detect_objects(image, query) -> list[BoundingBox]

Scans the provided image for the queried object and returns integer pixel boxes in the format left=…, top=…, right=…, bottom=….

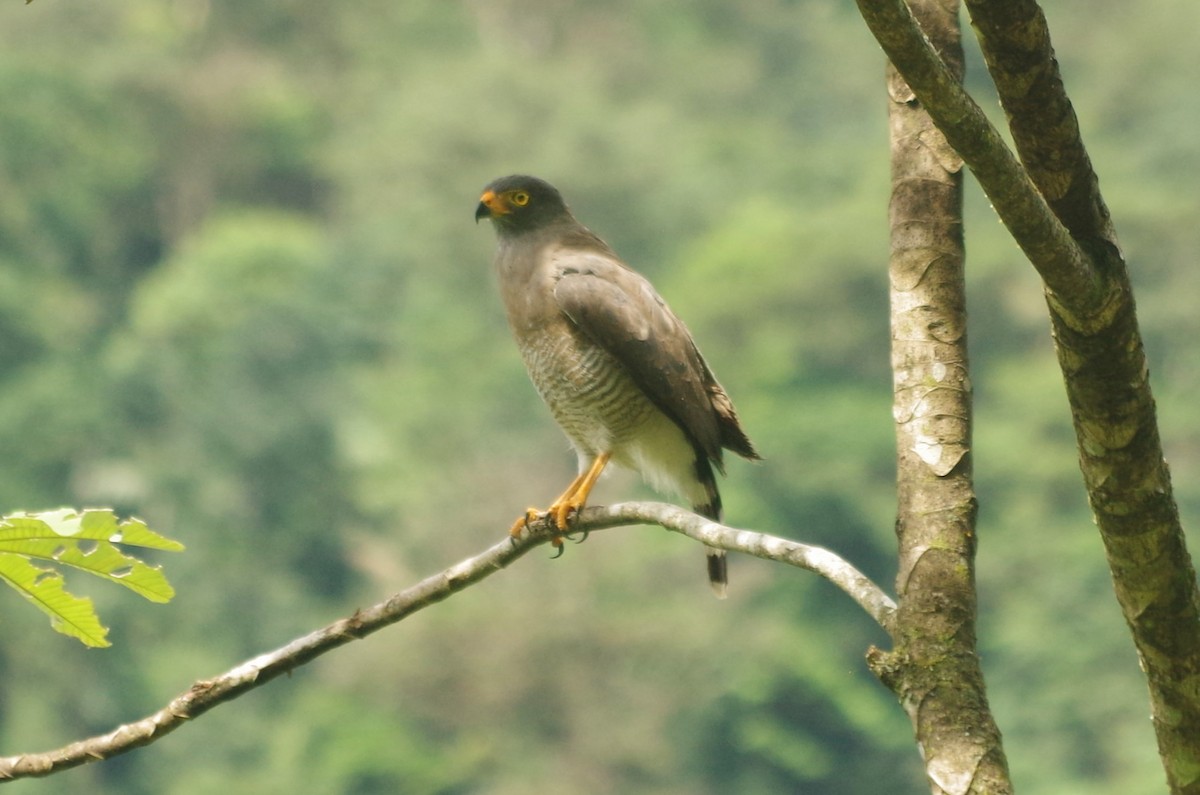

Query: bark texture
left=965, top=3, right=1200, bottom=791
left=856, top=0, right=1200, bottom=791
left=867, top=2, right=1013, bottom=793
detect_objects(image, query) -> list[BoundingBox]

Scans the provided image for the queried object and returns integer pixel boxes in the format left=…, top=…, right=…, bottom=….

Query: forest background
left=1, top=2, right=1197, bottom=793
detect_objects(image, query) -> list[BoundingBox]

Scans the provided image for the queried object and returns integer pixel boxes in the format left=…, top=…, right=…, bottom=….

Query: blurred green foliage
left=0, top=1, right=1196, bottom=793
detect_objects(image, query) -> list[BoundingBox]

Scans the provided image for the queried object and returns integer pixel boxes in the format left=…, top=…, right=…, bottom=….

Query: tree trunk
left=855, top=0, right=1200, bottom=789
left=867, top=1, right=1014, bottom=793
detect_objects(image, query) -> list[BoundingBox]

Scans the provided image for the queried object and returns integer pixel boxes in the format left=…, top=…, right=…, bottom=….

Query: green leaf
left=6, top=507, right=185, bottom=551
left=0, top=508, right=184, bottom=645
left=0, top=554, right=109, bottom=647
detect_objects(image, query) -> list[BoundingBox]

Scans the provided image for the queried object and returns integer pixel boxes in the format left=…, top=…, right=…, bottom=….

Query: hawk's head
left=475, top=175, right=570, bottom=234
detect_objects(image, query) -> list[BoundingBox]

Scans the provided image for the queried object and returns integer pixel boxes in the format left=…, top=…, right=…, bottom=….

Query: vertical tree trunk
left=866, top=1, right=1014, bottom=792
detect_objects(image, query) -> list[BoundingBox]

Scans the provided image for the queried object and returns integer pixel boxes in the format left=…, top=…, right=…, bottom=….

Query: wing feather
left=551, top=248, right=725, bottom=462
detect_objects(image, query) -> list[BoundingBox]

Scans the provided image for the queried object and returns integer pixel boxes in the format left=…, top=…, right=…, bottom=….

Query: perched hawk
left=476, top=175, right=759, bottom=596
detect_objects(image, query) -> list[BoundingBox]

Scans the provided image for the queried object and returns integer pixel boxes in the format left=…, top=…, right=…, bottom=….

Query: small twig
left=0, top=502, right=894, bottom=782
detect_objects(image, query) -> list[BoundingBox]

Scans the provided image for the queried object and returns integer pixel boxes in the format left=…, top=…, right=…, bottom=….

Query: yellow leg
left=508, top=470, right=586, bottom=539
left=508, top=452, right=612, bottom=539
left=548, top=451, right=611, bottom=531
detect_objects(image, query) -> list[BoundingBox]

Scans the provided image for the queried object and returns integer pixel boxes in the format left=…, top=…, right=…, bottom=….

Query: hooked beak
left=475, top=189, right=507, bottom=223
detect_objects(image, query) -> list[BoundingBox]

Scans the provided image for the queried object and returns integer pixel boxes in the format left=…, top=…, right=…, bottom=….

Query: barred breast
left=518, top=322, right=659, bottom=457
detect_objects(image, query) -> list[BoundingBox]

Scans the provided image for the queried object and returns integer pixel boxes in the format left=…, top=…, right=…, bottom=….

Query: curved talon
left=549, top=537, right=565, bottom=559
left=566, top=529, right=590, bottom=545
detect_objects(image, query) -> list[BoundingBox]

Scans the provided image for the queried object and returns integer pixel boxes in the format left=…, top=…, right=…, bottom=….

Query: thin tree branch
left=579, top=502, right=897, bottom=630
left=0, top=502, right=893, bottom=783
left=0, top=528, right=541, bottom=782
left=853, top=0, right=1102, bottom=313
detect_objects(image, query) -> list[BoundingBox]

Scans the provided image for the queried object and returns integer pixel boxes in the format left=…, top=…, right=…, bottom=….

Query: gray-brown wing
left=551, top=252, right=724, bottom=462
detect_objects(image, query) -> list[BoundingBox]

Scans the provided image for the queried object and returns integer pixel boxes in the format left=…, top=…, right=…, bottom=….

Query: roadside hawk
left=476, top=175, right=759, bottom=597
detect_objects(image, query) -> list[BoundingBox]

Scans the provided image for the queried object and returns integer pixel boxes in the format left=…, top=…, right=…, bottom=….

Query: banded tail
left=693, top=456, right=728, bottom=599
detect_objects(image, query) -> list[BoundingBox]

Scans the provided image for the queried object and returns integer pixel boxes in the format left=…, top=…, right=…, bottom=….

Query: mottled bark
left=964, top=4, right=1200, bottom=790
left=856, top=0, right=1200, bottom=792
left=1048, top=285, right=1200, bottom=794
left=963, top=0, right=1116, bottom=249
left=865, top=2, right=1013, bottom=793
left=855, top=0, right=1098, bottom=305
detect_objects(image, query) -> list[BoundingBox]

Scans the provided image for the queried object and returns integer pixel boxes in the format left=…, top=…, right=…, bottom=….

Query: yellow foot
left=548, top=496, right=583, bottom=533
left=508, top=508, right=541, bottom=539
left=507, top=509, right=568, bottom=559
left=507, top=491, right=585, bottom=540
left=509, top=450, right=611, bottom=554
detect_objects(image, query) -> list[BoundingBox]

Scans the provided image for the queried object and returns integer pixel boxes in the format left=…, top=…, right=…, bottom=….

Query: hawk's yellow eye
left=511, top=191, right=530, bottom=207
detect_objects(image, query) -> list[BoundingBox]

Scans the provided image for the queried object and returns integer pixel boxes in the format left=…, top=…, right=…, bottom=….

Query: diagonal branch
left=962, top=6, right=1200, bottom=788
left=963, top=0, right=1118, bottom=250
left=853, top=0, right=1102, bottom=314
left=0, top=528, right=541, bottom=782
left=0, top=502, right=894, bottom=783
left=853, top=2, right=1200, bottom=791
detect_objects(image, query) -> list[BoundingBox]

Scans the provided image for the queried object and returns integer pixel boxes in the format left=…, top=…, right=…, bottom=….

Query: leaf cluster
left=0, top=509, right=181, bottom=647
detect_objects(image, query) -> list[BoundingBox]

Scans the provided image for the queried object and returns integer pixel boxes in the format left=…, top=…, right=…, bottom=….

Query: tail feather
left=706, top=549, right=728, bottom=599
left=693, top=455, right=728, bottom=598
